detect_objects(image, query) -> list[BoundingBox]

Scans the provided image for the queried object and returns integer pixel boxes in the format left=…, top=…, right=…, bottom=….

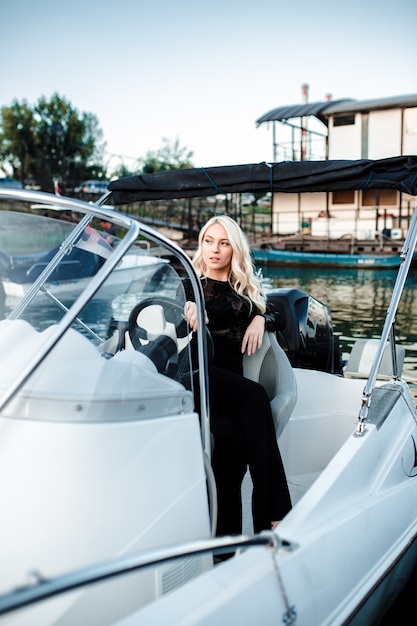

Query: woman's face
left=201, top=222, right=233, bottom=278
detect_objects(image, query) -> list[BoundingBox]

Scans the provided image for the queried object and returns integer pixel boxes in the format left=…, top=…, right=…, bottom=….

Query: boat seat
left=243, top=331, right=297, bottom=439
left=344, top=338, right=405, bottom=380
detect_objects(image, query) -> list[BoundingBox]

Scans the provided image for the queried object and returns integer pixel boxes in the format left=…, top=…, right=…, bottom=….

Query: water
left=260, top=265, right=417, bottom=381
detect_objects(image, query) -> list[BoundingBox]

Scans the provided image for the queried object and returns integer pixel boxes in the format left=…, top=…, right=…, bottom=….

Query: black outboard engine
left=267, top=288, right=342, bottom=374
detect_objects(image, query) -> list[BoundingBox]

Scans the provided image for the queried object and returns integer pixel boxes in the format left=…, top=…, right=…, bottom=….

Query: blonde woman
left=184, top=216, right=291, bottom=535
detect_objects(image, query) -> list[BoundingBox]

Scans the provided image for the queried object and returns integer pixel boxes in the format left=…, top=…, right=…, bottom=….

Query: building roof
left=256, top=94, right=417, bottom=126
left=324, top=94, right=417, bottom=114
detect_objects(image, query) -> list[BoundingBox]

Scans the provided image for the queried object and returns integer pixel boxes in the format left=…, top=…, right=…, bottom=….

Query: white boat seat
left=243, top=331, right=297, bottom=438
left=344, top=338, right=405, bottom=380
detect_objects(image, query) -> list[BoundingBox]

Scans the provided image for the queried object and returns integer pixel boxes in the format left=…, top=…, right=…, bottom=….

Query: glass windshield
left=0, top=192, right=202, bottom=422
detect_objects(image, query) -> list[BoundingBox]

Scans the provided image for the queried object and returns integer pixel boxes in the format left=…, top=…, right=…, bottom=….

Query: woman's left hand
left=241, top=315, right=265, bottom=356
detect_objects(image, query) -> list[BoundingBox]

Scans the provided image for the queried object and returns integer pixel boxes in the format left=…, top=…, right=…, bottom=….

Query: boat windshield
left=0, top=191, right=208, bottom=444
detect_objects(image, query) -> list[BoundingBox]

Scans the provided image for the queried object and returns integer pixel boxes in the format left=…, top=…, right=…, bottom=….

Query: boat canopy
left=108, top=156, right=417, bottom=205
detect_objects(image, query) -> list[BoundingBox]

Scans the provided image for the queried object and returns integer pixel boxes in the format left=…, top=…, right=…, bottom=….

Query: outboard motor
left=267, top=288, right=342, bottom=374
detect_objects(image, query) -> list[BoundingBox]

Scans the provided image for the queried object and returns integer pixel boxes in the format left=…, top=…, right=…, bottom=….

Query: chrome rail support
left=357, top=206, right=417, bottom=434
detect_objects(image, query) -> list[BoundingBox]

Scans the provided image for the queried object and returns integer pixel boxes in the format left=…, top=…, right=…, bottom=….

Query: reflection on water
left=260, top=265, right=417, bottom=379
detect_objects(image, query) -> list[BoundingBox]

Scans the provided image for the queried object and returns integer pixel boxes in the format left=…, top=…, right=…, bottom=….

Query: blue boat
left=251, top=246, right=407, bottom=269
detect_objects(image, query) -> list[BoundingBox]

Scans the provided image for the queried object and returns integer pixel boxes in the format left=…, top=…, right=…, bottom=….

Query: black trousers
left=208, top=366, right=292, bottom=535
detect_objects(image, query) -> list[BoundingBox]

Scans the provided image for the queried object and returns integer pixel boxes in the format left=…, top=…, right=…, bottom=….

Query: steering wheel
left=128, top=296, right=188, bottom=346
left=128, top=296, right=192, bottom=376
left=128, top=296, right=213, bottom=379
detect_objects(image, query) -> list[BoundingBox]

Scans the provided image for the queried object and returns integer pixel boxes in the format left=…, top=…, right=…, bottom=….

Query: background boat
left=252, top=233, right=413, bottom=268
left=253, top=247, right=405, bottom=268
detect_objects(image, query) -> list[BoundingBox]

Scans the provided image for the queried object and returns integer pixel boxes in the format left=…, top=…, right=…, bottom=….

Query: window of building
left=333, top=115, right=355, bottom=127
left=332, top=190, right=355, bottom=204
left=362, top=189, right=397, bottom=206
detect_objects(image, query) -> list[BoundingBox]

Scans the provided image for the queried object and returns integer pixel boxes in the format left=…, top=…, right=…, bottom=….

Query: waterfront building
left=256, top=88, right=417, bottom=239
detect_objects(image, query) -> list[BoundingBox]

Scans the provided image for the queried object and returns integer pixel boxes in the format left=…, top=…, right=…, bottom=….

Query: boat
left=252, top=234, right=411, bottom=269
left=0, top=209, right=165, bottom=302
left=0, top=155, right=417, bottom=625
left=252, top=246, right=405, bottom=269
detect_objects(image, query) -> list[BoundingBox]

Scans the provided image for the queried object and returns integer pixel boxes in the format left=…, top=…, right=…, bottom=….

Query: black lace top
left=184, top=276, right=282, bottom=374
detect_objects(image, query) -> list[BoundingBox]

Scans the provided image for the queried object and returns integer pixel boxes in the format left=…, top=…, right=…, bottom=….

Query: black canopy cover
left=108, top=156, right=417, bottom=205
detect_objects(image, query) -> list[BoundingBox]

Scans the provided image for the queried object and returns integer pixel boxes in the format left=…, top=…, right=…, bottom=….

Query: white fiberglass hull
left=0, top=315, right=212, bottom=624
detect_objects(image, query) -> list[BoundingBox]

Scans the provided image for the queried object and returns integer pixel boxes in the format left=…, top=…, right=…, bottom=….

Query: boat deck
left=242, top=470, right=317, bottom=534
left=241, top=379, right=417, bottom=536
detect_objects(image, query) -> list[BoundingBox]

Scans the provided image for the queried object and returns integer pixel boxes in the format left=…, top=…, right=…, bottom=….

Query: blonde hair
left=192, top=215, right=266, bottom=313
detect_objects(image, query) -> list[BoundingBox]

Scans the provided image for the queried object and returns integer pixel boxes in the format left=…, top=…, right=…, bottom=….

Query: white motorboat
left=0, top=209, right=164, bottom=302
left=0, top=155, right=417, bottom=625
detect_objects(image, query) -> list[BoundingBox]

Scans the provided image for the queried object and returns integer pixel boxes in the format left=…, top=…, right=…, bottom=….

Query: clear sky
left=2, top=0, right=416, bottom=172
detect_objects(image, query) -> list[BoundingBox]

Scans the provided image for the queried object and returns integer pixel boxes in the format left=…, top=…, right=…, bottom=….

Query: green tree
left=0, top=101, right=37, bottom=186
left=0, top=93, right=105, bottom=192
left=142, top=137, right=193, bottom=173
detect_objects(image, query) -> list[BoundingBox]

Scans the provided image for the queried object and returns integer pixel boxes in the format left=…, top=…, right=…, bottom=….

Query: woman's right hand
left=184, top=301, right=208, bottom=332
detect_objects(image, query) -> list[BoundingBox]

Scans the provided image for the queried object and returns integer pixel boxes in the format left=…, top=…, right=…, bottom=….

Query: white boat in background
left=0, top=155, right=417, bottom=626
left=0, top=209, right=165, bottom=302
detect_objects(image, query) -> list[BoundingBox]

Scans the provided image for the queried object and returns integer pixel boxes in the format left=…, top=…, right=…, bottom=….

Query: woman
left=184, top=215, right=291, bottom=535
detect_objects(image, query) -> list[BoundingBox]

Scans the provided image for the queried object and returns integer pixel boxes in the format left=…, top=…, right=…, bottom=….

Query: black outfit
left=185, top=276, right=291, bottom=535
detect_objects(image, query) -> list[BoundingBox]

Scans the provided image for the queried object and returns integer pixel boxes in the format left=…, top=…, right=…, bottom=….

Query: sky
left=2, top=0, right=416, bottom=173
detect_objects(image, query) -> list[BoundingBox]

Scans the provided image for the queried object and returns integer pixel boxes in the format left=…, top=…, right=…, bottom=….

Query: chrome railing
left=0, top=533, right=279, bottom=617
left=357, top=206, right=417, bottom=433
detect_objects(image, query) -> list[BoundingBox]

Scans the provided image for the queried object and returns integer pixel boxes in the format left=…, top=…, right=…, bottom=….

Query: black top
left=108, top=157, right=417, bottom=204
left=184, top=276, right=282, bottom=374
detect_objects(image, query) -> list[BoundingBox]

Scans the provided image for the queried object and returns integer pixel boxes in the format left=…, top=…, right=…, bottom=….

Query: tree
left=142, top=137, right=194, bottom=173
left=0, top=101, right=36, bottom=186
left=0, top=94, right=105, bottom=192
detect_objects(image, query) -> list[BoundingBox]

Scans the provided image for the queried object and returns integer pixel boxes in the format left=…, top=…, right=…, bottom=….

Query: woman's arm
left=241, top=298, right=285, bottom=356
left=241, top=314, right=266, bottom=356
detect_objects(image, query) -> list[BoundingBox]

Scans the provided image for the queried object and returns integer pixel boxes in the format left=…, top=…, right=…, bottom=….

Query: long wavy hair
left=192, top=215, right=266, bottom=313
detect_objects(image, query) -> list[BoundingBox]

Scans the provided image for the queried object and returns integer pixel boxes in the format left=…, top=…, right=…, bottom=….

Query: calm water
left=259, top=264, right=417, bottom=380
